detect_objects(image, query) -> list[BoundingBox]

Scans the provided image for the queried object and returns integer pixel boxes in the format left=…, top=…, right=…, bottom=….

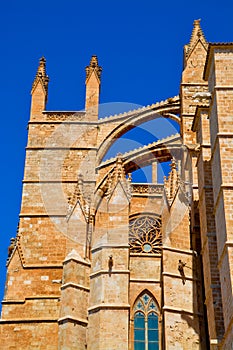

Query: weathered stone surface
left=1, top=21, right=233, bottom=350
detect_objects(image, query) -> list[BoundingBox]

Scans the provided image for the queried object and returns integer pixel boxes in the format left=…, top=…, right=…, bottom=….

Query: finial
left=127, top=173, right=132, bottom=182
left=90, top=55, right=98, bottom=67
left=170, top=158, right=176, bottom=170
left=85, top=55, right=102, bottom=82
left=31, top=56, right=49, bottom=99
left=193, top=19, right=201, bottom=27
left=36, top=56, right=47, bottom=77
left=115, top=153, right=125, bottom=180
left=116, top=153, right=123, bottom=162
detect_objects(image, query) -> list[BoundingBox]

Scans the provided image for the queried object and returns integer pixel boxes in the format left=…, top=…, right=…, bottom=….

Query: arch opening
left=101, top=118, right=180, bottom=183
left=98, top=98, right=181, bottom=165
left=133, top=291, right=160, bottom=350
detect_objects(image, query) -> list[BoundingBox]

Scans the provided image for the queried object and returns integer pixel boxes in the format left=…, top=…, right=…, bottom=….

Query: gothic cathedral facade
left=1, top=20, right=233, bottom=349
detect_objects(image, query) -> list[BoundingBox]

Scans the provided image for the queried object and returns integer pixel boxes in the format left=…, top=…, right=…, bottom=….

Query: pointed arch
left=133, top=290, right=160, bottom=349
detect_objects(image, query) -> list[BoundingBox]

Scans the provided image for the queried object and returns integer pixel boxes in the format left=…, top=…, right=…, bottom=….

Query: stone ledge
left=61, top=282, right=90, bottom=292
left=214, top=85, right=233, bottom=90
left=90, top=270, right=130, bottom=278
left=162, top=272, right=199, bottom=282
left=58, top=315, right=88, bottom=326
left=18, top=264, right=63, bottom=269
left=88, top=304, right=130, bottom=313
left=19, top=214, right=66, bottom=218
left=181, top=82, right=208, bottom=86
left=130, top=253, right=161, bottom=258
left=163, top=246, right=196, bottom=255
left=29, top=120, right=98, bottom=125
left=0, top=318, right=57, bottom=324
left=130, top=279, right=160, bottom=283
left=26, top=146, right=98, bottom=150
left=2, top=296, right=60, bottom=304
left=91, top=244, right=129, bottom=253
left=163, top=305, right=203, bottom=316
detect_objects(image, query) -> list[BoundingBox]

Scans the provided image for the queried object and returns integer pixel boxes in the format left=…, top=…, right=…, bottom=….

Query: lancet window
left=133, top=292, right=159, bottom=349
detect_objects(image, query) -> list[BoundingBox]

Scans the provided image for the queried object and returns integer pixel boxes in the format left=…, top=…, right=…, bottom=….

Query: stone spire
left=85, top=55, right=102, bottom=120
left=164, top=158, right=179, bottom=204
left=67, top=174, right=88, bottom=221
left=184, top=19, right=208, bottom=62
left=85, top=55, right=102, bottom=83
left=31, top=56, right=49, bottom=102
left=30, top=57, right=49, bottom=119
left=100, top=154, right=131, bottom=200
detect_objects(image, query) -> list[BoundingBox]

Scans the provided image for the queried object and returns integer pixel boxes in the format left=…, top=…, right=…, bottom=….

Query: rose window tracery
left=129, top=215, right=162, bottom=254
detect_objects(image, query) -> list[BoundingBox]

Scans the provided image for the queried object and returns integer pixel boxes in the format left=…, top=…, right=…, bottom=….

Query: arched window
left=134, top=292, right=159, bottom=350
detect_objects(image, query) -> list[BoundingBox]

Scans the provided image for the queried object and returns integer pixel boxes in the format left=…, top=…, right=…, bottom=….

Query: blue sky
left=0, top=0, right=233, bottom=310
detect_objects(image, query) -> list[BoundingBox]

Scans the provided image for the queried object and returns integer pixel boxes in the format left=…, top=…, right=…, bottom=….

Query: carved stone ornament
left=85, top=55, right=102, bottom=82
left=129, top=215, right=162, bottom=254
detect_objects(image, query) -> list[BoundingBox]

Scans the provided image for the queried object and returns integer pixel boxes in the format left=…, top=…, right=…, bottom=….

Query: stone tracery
left=129, top=215, right=162, bottom=254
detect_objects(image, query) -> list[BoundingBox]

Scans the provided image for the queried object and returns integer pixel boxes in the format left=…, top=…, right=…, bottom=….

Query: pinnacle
left=90, top=55, right=98, bottom=67
left=37, top=56, right=47, bottom=77
left=85, top=55, right=102, bottom=82
left=39, top=56, right=46, bottom=63
left=184, top=19, right=208, bottom=60
left=193, top=19, right=201, bottom=27
left=31, top=56, right=49, bottom=99
left=190, top=19, right=206, bottom=43
left=170, top=158, right=176, bottom=170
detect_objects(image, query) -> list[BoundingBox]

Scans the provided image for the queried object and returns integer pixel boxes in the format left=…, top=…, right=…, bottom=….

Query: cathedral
left=1, top=20, right=233, bottom=349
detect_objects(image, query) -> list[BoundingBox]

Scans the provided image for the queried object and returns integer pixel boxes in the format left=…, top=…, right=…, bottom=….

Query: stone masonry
left=0, top=20, right=233, bottom=349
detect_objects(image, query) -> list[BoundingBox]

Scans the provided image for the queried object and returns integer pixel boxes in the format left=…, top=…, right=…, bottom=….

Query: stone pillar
left=152, top=160, right=158, bottom=183
left=180, top=20, right=209, bottom=254
left=58, top=249, right=90, bottom=350
left=88, top=178, right=130, bottom=349
left=193, top=107, right=224, bottom=347
left=162, top=182, right=206, bottom=348
left=204, top=43, right=233, bottom=348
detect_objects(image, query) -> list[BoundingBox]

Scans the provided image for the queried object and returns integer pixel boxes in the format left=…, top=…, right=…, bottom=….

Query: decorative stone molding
left=66, top=174, right=89, bottom=221
left=131, top=184, right=164, bottom=196
left=45, top=112, right=86, bottom=121
left=164, top=158, right=180, bottom=204
left=99, top=154, right=132, bottom=201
